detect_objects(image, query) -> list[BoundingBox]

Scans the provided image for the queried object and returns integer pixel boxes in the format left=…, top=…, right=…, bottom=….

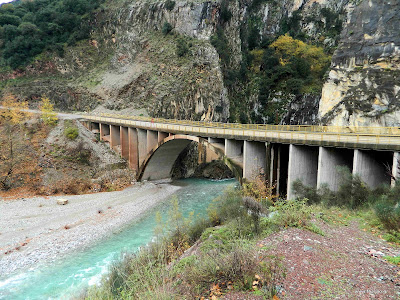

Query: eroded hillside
left=0, top=0, right=399, bottom=126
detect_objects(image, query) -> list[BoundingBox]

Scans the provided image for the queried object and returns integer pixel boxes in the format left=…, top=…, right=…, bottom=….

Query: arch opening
left=137, top=135, right=242, bottom=182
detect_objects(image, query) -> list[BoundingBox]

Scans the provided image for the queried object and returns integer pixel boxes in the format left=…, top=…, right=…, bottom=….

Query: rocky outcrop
left=282, top=94, right=320, bottom=125
left=319, top=0, right=400, bottom=126
left=5, top=0, right=400, bottom=128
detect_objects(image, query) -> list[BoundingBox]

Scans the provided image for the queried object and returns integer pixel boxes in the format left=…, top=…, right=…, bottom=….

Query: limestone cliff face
left=4, top=0, right=399, bottom=127
left=319, top=0, right=400, bottom=126
left=81, top=1, right=231, bottom=121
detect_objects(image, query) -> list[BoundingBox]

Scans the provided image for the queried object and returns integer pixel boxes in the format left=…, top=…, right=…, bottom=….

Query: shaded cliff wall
left=319, top=0, right=400, bottom=126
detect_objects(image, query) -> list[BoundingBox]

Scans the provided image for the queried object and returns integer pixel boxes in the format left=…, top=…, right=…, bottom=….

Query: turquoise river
left=0, top=178, right=236, bottom=300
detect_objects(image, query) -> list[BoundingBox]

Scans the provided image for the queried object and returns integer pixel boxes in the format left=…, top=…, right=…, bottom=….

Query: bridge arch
left=137, top=135, right=242, bottom=182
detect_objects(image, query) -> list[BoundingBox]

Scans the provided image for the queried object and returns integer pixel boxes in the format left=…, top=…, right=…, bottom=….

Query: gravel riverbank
left=0, top=181, right=180, bottom=278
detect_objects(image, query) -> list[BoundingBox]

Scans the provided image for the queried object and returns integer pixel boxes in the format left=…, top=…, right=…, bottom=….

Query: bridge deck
left=83, top=114, right=400, bottom=151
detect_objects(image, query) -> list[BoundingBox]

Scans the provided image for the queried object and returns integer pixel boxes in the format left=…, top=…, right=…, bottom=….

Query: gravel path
left=260, top=220, right=400, bottom=299
left=0, top=182, right=180, bottom=278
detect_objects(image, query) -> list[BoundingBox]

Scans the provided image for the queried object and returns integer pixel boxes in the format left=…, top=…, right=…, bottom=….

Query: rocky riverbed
left=0, top=181, right=180, bottom=278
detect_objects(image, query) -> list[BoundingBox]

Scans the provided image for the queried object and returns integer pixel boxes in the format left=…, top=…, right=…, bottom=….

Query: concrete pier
left=99, top=123, right=110, bottom=141
left=137, top=129, right=147, bottom=165
left=287, top=145, right=319, bottom=199
left=225, top=139, right=243, bottom=158
left=128, top=128, right=138, bottom=171
left=147, top=130, right=158, bottom=152
left=120, top=127, right=129, bottom=159
left=353, top=150, right=392, bottom=189
left=392, top=152, right=400, bottom=187
left=110, top=125, right=120, bottom=150
left=158, top=132, right=169, bottom=143
left=91, top=122, right=100, bottom=133
left=269, top=144, right=278, bottom=190
left=243, top=141, right=266, bottom=180
left=317, top=147, right=353, bottom=191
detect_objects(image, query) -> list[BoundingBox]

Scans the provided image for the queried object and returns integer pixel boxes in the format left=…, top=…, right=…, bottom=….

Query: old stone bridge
left=82, top=113, right=400, bottom=199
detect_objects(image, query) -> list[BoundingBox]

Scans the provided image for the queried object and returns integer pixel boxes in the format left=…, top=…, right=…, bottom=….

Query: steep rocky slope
left=319, top=0, right=400, bottom=127
left=1, top=0, right=399, bottom=127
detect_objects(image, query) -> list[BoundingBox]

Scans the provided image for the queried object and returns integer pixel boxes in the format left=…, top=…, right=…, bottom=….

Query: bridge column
left=110, top=125, right=121, bottom=151
left=317, top=147, right=353, bottom=191
left=353, top=150, right=391, bottom=189
left=392, top=152, right=400, bottom=187
left=120, top=127, right=129, bottom=160
left=137, top=129, right=147, bottom=166
left=287, top=145, right=318, bottom=199
left=91, top=122, right=100, bottom=134
left=269, top=144, right=278, bottom=191
left=243, top=141, right=266, bottom=180
left=147, top=130, right=158, bottom=152
left=158, top=132, right=168, bottom=143
left=225, top=139, right=243, bottom=158
left=99, top=124, right=110, bottom=142
left=128, top=128, right=139, bottom=172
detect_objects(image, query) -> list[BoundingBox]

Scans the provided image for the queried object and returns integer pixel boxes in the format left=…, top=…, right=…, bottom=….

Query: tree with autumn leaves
left=40, top=97, right=58, bottom=126
left=0, top=94, right=32, bottom=190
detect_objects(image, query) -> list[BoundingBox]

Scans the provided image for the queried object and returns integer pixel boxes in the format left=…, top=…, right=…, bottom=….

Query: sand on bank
left=0, top=181, right=180, bottom=278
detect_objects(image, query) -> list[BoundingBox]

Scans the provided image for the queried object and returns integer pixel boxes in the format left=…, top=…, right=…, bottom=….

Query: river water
left=0, top=178, right=236, bottom=300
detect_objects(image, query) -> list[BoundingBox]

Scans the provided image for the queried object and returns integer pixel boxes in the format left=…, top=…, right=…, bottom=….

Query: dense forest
left=0, top=0, right=104, bottom=69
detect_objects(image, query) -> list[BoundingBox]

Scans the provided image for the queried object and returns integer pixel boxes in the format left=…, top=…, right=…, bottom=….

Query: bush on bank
left=293, top=166, right=400, bottom=233
left=85, top=168, right=400, bottom=299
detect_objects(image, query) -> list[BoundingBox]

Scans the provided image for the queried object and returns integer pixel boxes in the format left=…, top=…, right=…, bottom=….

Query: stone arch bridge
left=82, top=114, right=400, bottom=199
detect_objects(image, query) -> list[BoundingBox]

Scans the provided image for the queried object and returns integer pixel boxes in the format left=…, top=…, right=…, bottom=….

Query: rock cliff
left=2, top=0, right=399, bottom=127
left=319, top=0, right=400, bottom=127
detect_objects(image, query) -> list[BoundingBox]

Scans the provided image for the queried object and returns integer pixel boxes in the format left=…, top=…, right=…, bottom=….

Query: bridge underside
left=83, top=121, right=400, bottom=199
left=140, top=139, right=192, bottom=181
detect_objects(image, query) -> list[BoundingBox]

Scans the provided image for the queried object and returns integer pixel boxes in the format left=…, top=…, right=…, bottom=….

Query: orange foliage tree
left=0, top=94, right=33, bottom=190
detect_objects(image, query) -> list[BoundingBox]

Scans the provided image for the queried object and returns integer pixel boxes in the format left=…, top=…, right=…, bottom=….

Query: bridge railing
left=85, top=112, right=400, bottom=136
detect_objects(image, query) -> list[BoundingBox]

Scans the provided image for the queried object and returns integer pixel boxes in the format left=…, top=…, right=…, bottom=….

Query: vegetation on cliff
left=0, top=0, right=104, bottom=69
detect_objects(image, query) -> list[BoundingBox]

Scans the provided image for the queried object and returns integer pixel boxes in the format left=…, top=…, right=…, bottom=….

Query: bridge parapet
left=84, top=114, right=400, bottom=151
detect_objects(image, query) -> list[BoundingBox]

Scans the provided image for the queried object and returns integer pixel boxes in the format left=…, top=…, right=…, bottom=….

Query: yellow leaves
left=0, top=94, right=31, bottom=125
left=39, top=97, right=58, bottom=126
left=269, top=33, right=331, bottom=74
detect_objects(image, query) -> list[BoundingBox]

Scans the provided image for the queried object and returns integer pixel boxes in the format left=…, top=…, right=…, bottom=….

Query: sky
left=0, top=0, right=14, bottom=5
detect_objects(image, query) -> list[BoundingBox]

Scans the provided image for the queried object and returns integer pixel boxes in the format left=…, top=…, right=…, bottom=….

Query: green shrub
left=270, top=198, right=312, bottom=228
left=292, top=179, right=321, bottom=204
left=243, top=196, right=265, bottom=234
left=164, top=0, right=175, bottom=11
left=336, top=166, right=370, bottom=208
left=180, top=241, right=285, bottom=298
left=374, top=197, right=400, bottom=231
left=176, top=37, right=189, bottom=57
left=64, top=126, right=79, bottom=140
left=162, top=22, right=172, bottom=35
left=292, top=167, right=371, bottom=209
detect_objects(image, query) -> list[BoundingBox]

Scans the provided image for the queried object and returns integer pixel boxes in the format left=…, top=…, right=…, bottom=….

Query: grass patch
left=384, top=256, right=400, bottom=266
left=64, top=120, right=79, bottom=140
left=305, top=222, right=325, bottom=236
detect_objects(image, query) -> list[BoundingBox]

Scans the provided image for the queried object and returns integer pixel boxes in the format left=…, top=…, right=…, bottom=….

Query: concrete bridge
left=82, top=113, right=400, bottom=199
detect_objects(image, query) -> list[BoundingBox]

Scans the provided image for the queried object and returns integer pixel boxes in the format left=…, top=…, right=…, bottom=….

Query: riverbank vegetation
left=84, top=171, right=400, bottom=299
left=293, top=167, right=400, bottom=241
